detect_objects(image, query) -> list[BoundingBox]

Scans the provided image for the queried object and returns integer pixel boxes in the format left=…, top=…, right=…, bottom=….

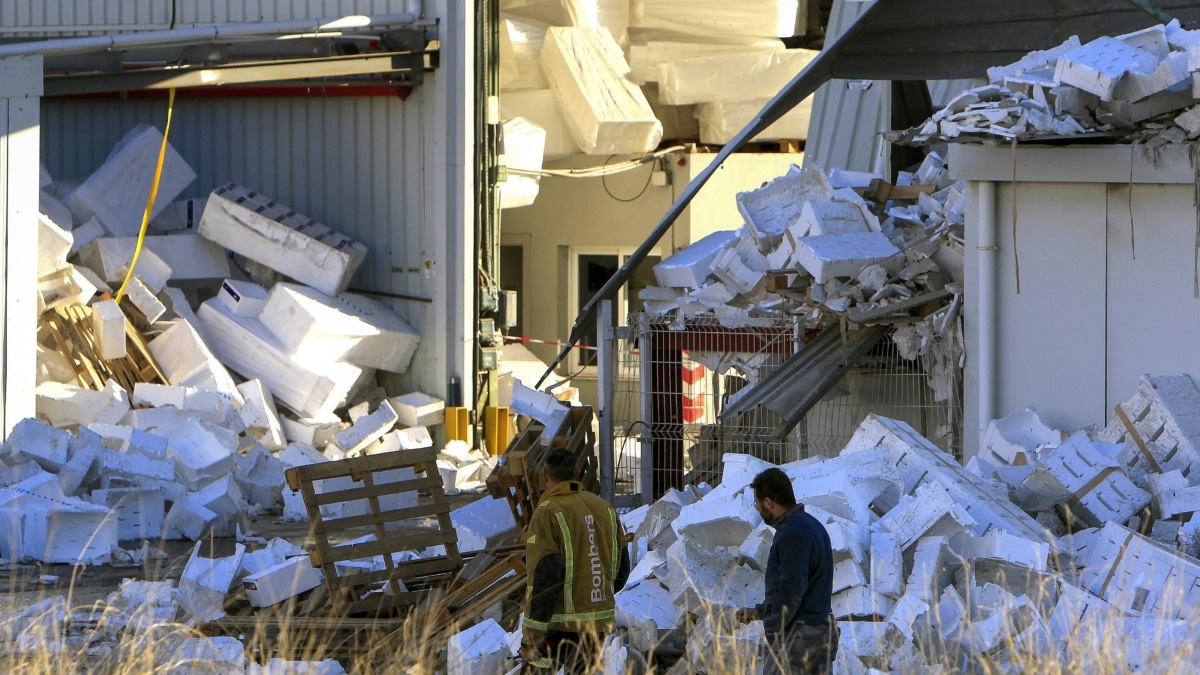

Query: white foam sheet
left=658, top=49, right=818, bottom=105
left=697, top=96, right=814, bottom=144
left=633, top=0, right=799, bottom=39
left=500, top=117, right=548, bottom=210
left=629, top=40, right=782, bottom=85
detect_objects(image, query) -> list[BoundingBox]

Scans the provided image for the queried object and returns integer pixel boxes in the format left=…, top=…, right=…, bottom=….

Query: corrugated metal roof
left=803, top=0, right=887, bottom=175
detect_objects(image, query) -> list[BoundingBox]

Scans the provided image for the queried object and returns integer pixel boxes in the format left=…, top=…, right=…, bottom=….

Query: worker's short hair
left=543, top=447, right=579, bottom=482
left=750, top=468, right=796, bottom=507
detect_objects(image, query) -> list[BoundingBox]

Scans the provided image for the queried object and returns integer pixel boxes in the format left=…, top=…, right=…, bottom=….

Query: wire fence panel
left=608, top=313, right=962, bottom=504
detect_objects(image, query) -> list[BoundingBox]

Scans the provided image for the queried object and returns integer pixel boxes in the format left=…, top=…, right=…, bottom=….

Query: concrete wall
left=500, top=151, right=800, bottom=405
left=954, top=142, right=1200, bottom=459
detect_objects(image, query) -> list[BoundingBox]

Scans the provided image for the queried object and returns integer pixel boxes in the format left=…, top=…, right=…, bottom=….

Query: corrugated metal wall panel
left=41, top=95, right=434, bottom=336
left=0, top=1, right=173, bottom=35
left=0, top=1, right=417, bottom=34
left=804, top=0, right=889, bottom=175
left=6, top=0, right=474, bottom=404
left=179, top=1, right=417, bottom=23
left=928, top=79, right=987, bottom=108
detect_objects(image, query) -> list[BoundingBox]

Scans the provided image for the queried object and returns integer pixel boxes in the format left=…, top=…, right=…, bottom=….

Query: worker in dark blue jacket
left=737, top=467, right=839, bottom=675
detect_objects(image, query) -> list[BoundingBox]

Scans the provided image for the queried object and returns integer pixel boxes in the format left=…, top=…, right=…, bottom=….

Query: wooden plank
left=304, top=475, right=443, bottom=508
left=287, top=447, right=438, bottom=483
left=342, top=589, right=427, bottom=615
left=847, top=288, right=951, bottom=323
left=321, top=529, right=457, bottom=565
left=329, top=557, right=462, bottom=590
left=316, top=500, right=450, bottom=533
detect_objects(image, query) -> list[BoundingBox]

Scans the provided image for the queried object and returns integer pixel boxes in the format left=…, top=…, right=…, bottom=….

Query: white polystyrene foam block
left=37, top=214, right=73, bottom=278
left=196, top=298, right=371, bottom=419
left=198, top=183, right=367, bottom=296
left=257, top=282, right=421, bottom=374
left=736, top=164, right=832, bottom=248
left=216, top=279, right=268, bottom=317
left=35, top=380, right=130, bottom=429
left=146, top=318, right=244, bottom=405
left=1053, top=36, right=1159, bottom=100
left=635, top=0, right=798, bottom=39
left=793, top=232, right=901, bottom=284
left=653, top=230, right=738, bottom=289
left=499, top=88, right=582, bottom=160
left=450, top=496, right=518, bottom=552
left=447, top=618, right=510, bottom=675
left=90, top=488, right=165, bottom=541
left=177, top=542, right=245, bottom=622
left=66, top=124, right=196, bottom=237
left=243, top=556, right=323, bottom=608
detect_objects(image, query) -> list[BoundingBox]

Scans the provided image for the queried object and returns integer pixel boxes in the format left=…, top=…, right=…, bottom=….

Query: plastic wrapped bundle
left=696, top=97, right=813, bottom=145
left=642, top=84, right=699, bottom=141
left=500, top=89, right=582, bottom=159
left=628, top=39, right=783, bottom=85
left=632, top=0, right=799, bottom=39
left=499, top=17, right=549, bottom=91
left=540, top=27, right=663, bottom=154
left=658, top=48, right=819, bottom=105
left=500, top=117, right=548, bottom=209
left=500, top=0, right=589, bottom=26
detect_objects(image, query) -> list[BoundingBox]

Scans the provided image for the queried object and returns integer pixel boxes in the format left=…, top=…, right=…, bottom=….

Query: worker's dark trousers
left=529, top=630, right=603, bottom=675
left=763, top=619, right=840, bottom=675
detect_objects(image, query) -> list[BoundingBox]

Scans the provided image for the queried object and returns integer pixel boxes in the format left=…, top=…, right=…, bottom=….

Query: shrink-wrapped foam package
left=539, top=27, right=663, bottom=154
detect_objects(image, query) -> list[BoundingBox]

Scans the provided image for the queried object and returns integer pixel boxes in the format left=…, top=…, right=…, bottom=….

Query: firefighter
left=520, top=447, right=630, bottom=674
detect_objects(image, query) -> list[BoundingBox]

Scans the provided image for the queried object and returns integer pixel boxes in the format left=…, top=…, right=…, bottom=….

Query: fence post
left=638, top=313, right=654, bottom=505
left=597, top=300, right=615, bottom=503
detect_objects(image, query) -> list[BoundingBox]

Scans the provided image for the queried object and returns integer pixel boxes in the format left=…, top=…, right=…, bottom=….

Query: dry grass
left=2, top=534, right=1200, bottom=674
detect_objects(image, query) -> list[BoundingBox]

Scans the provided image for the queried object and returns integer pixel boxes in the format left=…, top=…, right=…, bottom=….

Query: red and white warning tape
left=504, top=336, right=598, bottom=351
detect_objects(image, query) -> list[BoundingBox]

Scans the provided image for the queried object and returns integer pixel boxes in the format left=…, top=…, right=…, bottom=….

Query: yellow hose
left=115, top=87, right=177, bottom=303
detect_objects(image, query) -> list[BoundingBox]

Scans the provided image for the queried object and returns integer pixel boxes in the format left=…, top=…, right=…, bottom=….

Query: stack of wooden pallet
left=486, top=405, right=599, bottom=532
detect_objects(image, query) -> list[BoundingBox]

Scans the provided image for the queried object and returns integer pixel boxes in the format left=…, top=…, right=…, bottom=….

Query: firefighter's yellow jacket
left=522, top=480, right=628, bottom=646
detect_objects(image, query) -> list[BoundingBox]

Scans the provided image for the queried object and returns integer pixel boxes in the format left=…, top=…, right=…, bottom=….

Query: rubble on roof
left=893, top=21, right=1200, bottom=146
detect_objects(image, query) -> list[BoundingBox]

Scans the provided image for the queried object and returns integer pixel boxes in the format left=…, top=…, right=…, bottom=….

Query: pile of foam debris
left=16, top=122, right=513, bottom=565
left=448, top=374, right=1200, bottom=674
left=637, top=159, right=964, bottom=402
left=891, top=20, right=1200, bottom=145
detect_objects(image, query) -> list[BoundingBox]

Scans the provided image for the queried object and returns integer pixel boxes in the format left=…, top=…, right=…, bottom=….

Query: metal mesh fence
left=609, top=313, right=962, bottom=505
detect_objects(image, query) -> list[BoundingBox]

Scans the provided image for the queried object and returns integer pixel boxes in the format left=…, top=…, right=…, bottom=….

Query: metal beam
left=44, top=51, right=434, bottom=96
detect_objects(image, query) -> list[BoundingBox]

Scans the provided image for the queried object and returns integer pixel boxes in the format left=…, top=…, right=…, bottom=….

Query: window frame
left=565, top=246, right=662, bottom=375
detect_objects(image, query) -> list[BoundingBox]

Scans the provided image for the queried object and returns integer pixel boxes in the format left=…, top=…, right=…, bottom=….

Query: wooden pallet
left=485, top=406, right=598, bottom=532
left=39, top=303, right=167, bottom=391
left=284, top=447, right=463, bottom=616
